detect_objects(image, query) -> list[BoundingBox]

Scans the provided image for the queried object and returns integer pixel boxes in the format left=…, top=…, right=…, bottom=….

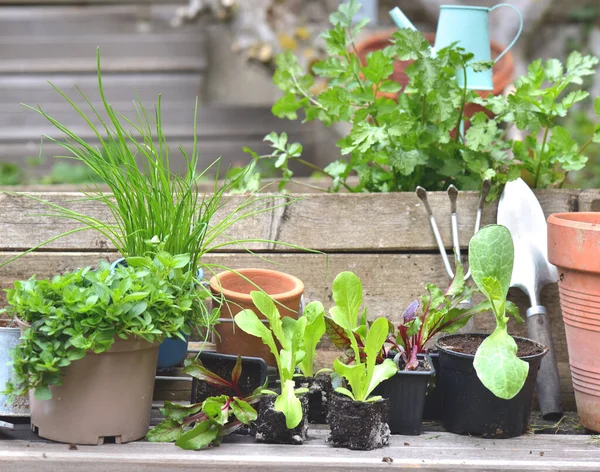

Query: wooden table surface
left=1, top=424, right=599, bottom=471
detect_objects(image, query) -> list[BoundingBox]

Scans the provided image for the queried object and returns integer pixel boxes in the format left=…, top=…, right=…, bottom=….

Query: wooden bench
left=1, top=185, right=600, bottom=469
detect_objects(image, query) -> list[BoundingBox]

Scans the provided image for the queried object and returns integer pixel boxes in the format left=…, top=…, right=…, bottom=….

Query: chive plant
left=8, top=49, right=301, bottom=280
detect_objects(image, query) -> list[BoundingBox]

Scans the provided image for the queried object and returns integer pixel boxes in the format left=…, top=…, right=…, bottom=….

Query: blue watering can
left=389, top=4, right=523, bottom=91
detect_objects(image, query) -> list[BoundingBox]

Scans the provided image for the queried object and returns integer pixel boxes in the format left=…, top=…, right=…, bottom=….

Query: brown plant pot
left=209, top=268, right=304, bottom=367
left=29, top=337, right=160, bottom=445
left=548, top=212, right=600, bottom=432
left=354, top=30, right=514, bottom=124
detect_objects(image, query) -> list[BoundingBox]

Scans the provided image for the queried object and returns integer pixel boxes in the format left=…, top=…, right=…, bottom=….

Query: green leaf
left=34, top=385, right=52, bottom=401
left=231, top=398, right=257, bottom=425
left=146, top=418, right=183, bottom=442
left=250, top=291, right=289, bottom=350
left=299, top=301, right=326, bottom=377
left=366, top=359, right=397, bottom=399
left=160, top=400, right=203, bottom=421
left=473, top=326, right=529, bottom=399
left=329, top=272, right=363, bottom=331
left=468, top=225, right=514, bottom=321
left=334, top=386, right=355, bottom=400
left=234, top=309, right=279, bottom=360
left=274, top=379, right=303, bottom=429
left=202, top=397, right=228, bottom=425
left=175, top=421, right=220, bottom=451
left=333, top=358, right=366, bottom=400
left=272, top=92, right=302, bottom=120
left=362, top=50, right=394, bottom=85
left=171, top=254, right=191, bottom=269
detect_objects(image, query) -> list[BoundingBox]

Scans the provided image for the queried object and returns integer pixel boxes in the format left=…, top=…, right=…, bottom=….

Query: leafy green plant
left=298, top=301, right=326, bottom=377
left=3, top=252, right=214, bottom=400
left=3, top=49, right=307, bottom=279
left=482, top=53, right=600, bottom=188
left=388, top=263, right=512, bottom=370
left=326, top=271, right=397, bottom=401
left=147, top=356, right=259, bottom=450
left=234, top=291, right=309, bottom=429
left=227, top=1, right=600, bottom=197
left=468, top=224, right=528, bottom=400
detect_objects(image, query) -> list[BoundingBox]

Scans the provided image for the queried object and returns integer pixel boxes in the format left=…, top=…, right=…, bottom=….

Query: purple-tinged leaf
left=402, top=300, right=419, bottom=323
left=231, top=355, right=243, bottom=388
left=146, top=418, right=183, bottom=443
left=183, top=361, right=231, bottom=390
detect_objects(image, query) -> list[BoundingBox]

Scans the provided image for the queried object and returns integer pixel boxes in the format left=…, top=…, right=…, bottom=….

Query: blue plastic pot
left=110, top=258, right=202, bottom=370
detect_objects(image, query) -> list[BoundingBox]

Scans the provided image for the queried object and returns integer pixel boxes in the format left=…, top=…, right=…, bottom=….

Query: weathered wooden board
left=0, top=5, right=205, bottom=74
left=0, top=74, right=204, bottom=108
left=0, top=190, right=593, bottom=252
left=0, top=251, right=575, bottom=407
left=1, top=429, right=599, bottom=471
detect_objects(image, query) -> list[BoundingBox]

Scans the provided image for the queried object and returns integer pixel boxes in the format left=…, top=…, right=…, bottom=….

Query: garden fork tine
left=416, top=186, right=455, bottom=279
left=447, top=185, right=461, bottom=270
left=464, top=179, right=491, bottom=280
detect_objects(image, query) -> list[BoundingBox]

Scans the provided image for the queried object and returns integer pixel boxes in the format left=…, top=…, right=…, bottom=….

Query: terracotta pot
left=209, top=268, right=304, bottom=367
left=29, top=337, right=159, bottom=444
left=354, top=30, right=514, bottom=126
left=548, top=212, right=600, bottom=432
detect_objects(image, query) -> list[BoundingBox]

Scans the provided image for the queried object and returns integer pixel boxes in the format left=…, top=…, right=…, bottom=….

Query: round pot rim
left=209, top=268, right=304, bottom=303
left=435, top=333, right=549, bottom=361
left=548, top=212, right=600, bottom=232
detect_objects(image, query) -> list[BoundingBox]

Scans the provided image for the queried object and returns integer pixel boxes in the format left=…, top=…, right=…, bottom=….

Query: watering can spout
left=389, top=7, right=417, bottom=31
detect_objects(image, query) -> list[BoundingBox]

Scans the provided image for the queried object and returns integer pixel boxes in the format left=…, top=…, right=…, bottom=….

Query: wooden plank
left=1, top=430, right=599, bottom=471
left=0, top=190, right=589, bottom=252
left=0, top=105, right=306, bottom=141
left=0, top=34, right=206, bottom=74
left=0, top=5, right=190, bottom=37
left=0, top=74, right=204, bottom=106
left=0, top=251, right=576, bottom=407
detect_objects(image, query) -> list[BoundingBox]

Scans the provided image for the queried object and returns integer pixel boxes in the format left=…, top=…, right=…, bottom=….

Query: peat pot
left=30, top=337, right=159, bottom=445
left=548, top=212, right=600, bottom=432
left=255, top=393, right=309, bottom=445
left=294, top=372, right=333, bottom=424
left=327, top=392, right=390, bottom=451
left=436, top=333, right=547, bottom=438
left=375, top=354, right=434, bottom=435
left=209, top=268, right=304, bottom=367
left=0, top=320, right=29, bottom=417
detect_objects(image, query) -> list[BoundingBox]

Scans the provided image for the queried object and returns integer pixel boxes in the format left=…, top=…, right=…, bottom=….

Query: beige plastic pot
left=29, top=337, right=159, bottom=445
left=548, top=212, right=600, bottom=432
left=209, top=268, right=304, bottom=367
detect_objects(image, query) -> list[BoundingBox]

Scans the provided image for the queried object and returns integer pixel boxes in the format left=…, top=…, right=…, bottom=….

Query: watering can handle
left=489, top=4, right=523, bottom=63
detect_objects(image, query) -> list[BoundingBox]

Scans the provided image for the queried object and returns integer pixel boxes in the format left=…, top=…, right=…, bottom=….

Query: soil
left=193, top=353, right=265, bottom=403
left=254, top=393, right=309, bottom=445
left=438, top=333, right=546, bottom=357
left=294, top=373, right=332, bottom=424
left=327, top=392, right=390, bottom=451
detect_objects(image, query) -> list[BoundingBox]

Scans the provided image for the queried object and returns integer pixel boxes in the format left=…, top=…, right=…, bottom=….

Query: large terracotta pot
left=209, top=268, right=304, bottom=367
left=28, top=336, right=160, bottom=445
left=548, top=212, right=600, bottom=432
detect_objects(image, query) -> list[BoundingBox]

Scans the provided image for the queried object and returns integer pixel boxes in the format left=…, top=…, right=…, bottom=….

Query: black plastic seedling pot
left=375, top=354, right=435, bottom=435
left=436, top=333, right=548, bottom=438
left=422, top=350, right=442, bottom=421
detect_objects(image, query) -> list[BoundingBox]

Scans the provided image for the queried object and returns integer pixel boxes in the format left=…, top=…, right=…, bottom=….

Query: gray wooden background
left=0, top=0, right=326, bottom=177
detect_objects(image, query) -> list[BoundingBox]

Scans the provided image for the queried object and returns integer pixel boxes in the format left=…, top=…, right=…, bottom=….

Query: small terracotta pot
left=548, top=212, right=600, bottom=432
left=209, top=268, right=304, bottom=367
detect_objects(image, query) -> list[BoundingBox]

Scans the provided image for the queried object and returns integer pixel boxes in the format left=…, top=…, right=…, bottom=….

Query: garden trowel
left=497, top=178, right=563, bottom=420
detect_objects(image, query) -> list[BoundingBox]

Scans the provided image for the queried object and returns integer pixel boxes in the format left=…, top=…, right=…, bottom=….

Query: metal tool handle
left=526, top=307, right=564, bottom=420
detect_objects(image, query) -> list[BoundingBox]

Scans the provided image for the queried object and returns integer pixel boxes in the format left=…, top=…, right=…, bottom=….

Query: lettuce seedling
left=326, top=272, right=397, bottom=402
left=469, top=225, right=529, bottom=400
left=234, top=291, right=308, bottom=429
left=147, top=356, right=259, bottom=450
left=390, top=262, right=503, bottom=370
left=298, top=301, right=326, bottom=378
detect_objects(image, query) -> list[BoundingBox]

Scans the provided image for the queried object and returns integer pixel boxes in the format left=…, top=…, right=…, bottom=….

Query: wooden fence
left=1, top=187, right=599, bottom=408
